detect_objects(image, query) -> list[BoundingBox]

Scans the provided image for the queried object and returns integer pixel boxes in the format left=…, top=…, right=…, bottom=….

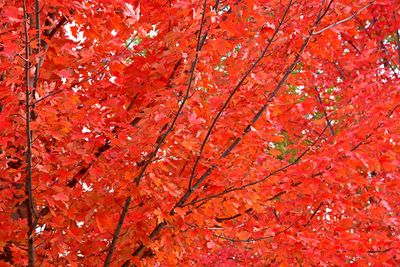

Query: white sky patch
left=325, top=207, right=332, bottom=221
left=148, top=25, right=159, bottom=38
left=35, top=224, right=46, bottom=234
left=64, top=21, right=86, bottom=43
left=82, top=126, right=91, bottom=133
left=82, top=182, right=93, bottom=192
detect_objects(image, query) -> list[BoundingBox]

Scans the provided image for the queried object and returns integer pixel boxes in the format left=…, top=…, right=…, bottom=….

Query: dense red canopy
left=1, top=0, right=399, bottom=265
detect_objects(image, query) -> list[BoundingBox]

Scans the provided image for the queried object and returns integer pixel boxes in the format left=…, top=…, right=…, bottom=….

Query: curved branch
left=312, top=2, right=373, bottom=36
left=106, top=1, right=210, bottom=264
left=172, top=1, right=334, bottom=213
left=181, top=126, right=328, bottom=207
left=188, top=0, right=294, bottom=191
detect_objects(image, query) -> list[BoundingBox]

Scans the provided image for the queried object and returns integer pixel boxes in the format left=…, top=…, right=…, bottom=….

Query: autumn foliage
left=1, top=0, right=400, bottom=265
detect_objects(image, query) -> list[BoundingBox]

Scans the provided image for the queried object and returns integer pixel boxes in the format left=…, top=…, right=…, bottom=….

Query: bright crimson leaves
left=0, top=0, right=399, bottom=266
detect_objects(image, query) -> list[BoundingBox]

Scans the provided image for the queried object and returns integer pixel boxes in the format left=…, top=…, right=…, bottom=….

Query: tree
left=1, top=0, right=399, bottom=265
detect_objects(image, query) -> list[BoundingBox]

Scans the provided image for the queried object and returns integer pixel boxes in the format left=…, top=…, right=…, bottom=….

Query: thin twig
left=304, top=202, right=323, bottom=226
left=368, top=248, right=392, bottom=253
left=32, top=0, right=41, bottom=98
left=312, top=2, right=373, bottom=35
left=31, top=89, right=63, bottom=105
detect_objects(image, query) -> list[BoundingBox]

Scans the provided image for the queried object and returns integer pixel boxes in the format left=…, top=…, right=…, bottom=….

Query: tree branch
left=368, top=248, right=392, bottom=253
left=134, top=0, right=208, bottom=186
left=22, top=1, right=36, bottom=265
left=188, top=0, right=294, bottom=191
left=121, top=221, right=167, bottom=266
left=172, top=2, right=333, bottom=213
left=103, top=197, right=131, bottom=267
left=312, top=2, right=373, bottom=36
left=125, top=1, right=334, bottom=262
left=108, top=1, right=210, bottom=264
left=31, top=89, right=63, bottom=105
left=213, top=223, right=294, bottom=243
left=181, top=126, right=328, bottom=207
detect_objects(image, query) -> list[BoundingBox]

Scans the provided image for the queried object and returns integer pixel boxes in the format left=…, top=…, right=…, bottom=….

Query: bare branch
left=312, top=3, right=373, bottom=35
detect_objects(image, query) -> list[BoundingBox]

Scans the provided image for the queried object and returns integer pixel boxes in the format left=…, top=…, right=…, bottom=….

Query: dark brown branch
left=32, top=0, right=41, bottom=100
left=268, top=191, right=286, bottom=201
left=368, top=248, right=392, bottom=253
left=333, top=61, right=346, bottom=80
left=22, top=1, right=36, bottom=266
left=188, top=0, right=293, bottom=191
left=103, top=197, right=131, bottom=267
left=213, top=0, right=220, bottom=11
left=215, top=208, right=253, bottom=223
left=167, top=58, right=183, bottom=89
left=44, top=16, right=67, bottom=39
